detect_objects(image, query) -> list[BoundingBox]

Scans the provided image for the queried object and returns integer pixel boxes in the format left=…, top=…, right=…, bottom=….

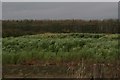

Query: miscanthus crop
left=2, top=33, right=119, bottom=64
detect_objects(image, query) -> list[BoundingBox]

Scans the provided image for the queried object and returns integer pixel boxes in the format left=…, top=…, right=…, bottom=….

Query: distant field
left=2, top=33, right=119, bottom=64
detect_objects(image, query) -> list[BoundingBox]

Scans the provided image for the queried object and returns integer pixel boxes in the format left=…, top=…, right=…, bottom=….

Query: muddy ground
left=2, top=61, right=120, bottom=78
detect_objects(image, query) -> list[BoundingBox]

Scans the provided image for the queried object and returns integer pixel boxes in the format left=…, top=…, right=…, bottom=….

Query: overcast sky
left=0, top=2, right=2, bottom=20
left=1, top=0, right=119, bottom=2
left=2, top=2, right=118, bottom=20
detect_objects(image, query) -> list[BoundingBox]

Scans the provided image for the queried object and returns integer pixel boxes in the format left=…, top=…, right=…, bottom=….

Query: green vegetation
left=2, top=33, right=119, bottom=64
left=2, top=19, right=120, bottom=78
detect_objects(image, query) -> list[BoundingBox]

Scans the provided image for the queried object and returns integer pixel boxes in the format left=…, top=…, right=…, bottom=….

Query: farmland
left=2, top=19, right=120, bottom=78
left=2, top=33, right=120, bottom=78
left=2, top=33, right=119, bottom=64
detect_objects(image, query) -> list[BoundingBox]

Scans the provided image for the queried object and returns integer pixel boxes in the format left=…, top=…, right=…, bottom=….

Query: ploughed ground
left=2, top=60, right=120, bottom=78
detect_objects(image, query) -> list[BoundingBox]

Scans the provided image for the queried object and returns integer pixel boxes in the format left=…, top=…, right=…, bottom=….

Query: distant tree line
left=2, top=19, right=120, bottom=37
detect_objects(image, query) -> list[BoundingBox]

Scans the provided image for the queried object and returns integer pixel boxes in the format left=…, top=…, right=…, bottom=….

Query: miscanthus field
left=2, top=33, right=120, bottom=78
left=2, top=20, right=120, bottom=78
left=2, top=33, right=119, bottom=64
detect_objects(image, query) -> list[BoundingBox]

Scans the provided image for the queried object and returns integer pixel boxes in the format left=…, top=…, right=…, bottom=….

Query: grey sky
left=2, top=2, right=118, bottom=20
left=1, top=0, right=119, bottom=2
left=0, top=2, right=1, bottom=17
